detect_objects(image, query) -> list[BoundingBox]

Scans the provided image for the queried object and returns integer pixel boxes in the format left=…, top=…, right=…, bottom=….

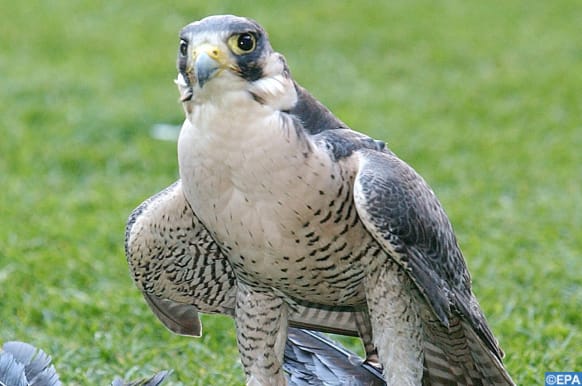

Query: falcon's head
left=176, top=15, right=297, bottom=111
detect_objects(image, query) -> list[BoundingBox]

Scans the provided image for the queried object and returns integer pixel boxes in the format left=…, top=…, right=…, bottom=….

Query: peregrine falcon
left=126, top=14, right=514, bottom=385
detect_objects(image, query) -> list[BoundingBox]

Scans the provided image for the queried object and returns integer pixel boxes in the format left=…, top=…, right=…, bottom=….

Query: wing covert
left=353, top=149, right=503, bottom=359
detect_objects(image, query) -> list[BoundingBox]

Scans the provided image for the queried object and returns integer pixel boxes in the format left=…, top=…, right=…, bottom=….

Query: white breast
left=178, top=89, right=335, bottom=257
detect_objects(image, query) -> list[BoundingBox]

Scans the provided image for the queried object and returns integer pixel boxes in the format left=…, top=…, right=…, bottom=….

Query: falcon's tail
left=284, top=328, right=385, bottom=386
left=422, top=318, right=515, bottom=386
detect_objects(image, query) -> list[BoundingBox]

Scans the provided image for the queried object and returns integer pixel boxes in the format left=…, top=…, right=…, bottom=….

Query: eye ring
left=179, top=39, right=188, bottom=57
left=227, top=33, right=257, bottom=55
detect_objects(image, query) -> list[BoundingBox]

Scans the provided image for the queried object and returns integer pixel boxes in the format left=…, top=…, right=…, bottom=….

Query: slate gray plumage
left=0, top=342, right=61, bottom=386
left=126, top=14, right=514, bottom=385
left=284, top=328, right=384, bottom=386
left=0, top=341, right=170, bottom=386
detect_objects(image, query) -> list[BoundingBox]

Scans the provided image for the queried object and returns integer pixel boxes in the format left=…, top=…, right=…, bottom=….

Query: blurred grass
left=1, top=1, right=580, bottom=384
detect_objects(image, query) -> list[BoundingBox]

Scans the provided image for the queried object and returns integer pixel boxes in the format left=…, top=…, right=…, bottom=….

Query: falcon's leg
left=235, top=281, right=288, bottom=386
left=365, top=261, right=424, bottom=386
left=354, top=307, right=381, bottom=366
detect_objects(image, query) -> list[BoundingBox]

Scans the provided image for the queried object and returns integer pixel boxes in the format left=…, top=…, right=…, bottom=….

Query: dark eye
left=179, top=39, right=188, bottom=56
left=237, top=33, right=255, bottom=52
left=228, top=33, right=257, bottom=55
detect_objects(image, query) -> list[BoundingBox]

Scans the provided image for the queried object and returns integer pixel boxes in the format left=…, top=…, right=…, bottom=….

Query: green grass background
left=1, top=1, right=580, bottom=384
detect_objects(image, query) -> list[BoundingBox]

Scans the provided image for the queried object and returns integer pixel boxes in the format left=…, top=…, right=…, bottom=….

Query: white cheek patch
left=249, top=75, right=297, bottom=110
left=248, top=53, right=297, bottom=111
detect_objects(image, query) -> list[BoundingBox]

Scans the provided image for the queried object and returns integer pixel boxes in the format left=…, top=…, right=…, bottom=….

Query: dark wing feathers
left=348, top=147, right=512, bottom=384
left=353, top=150, right=457, bottom=324
left=284, top=328, right=385, bottom=386
left=353, top=150, right=504, bottom=357
left=289, top=84, right=349, bottom=134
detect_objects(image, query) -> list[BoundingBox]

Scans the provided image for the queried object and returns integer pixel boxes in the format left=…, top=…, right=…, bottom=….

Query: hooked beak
left=193, top=44, right=228, bottom=88
left=195, top=51, right=220, bottom=88
left=176, top=44, right=228, bottom=102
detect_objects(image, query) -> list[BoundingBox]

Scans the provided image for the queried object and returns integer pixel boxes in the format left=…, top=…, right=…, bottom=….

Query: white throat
left=178, top=84, right=306, bottom=173
left=177, top=77, right=315, bottom=207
